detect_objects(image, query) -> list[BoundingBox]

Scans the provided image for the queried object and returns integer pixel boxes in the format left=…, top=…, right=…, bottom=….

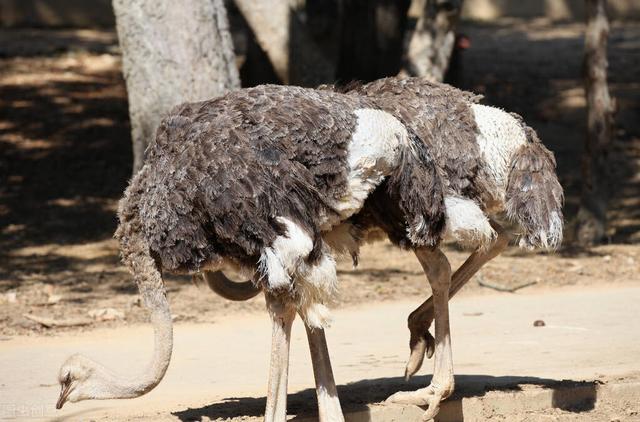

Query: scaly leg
left=305, top=324, right=345, bottom=422
left=264, top=293, right=296, bottom=422
left=405, top=222, right=509, bottom=379
left=387, top=247, right=453, bottom=421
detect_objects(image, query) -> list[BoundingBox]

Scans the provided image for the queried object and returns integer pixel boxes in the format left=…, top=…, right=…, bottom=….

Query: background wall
left=460, top=0, right=640, bottom=21
left=1, top=0, right=639, bottom=28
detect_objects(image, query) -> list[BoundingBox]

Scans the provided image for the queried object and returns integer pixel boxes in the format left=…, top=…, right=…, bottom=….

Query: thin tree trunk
left=404, top=0, right=463, bottom=82
left=575, top=0, right=615, bottom=245
left=112, top=0, right=240, bottom=174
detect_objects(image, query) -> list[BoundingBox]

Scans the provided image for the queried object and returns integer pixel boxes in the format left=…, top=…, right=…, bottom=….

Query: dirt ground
left=1, top=19, right=639, bottom=338
left=2, top=286, right=640, bottom=421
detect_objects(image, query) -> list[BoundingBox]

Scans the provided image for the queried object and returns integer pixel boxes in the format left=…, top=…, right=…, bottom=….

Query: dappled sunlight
left=0, top=28, right=117, bottom=57
left=537, top=85, right=587, bottom=122
left=0, top=59, right=108, bottom=86
left=523, top=22, right=586, bottom=41
left=554, top=86, right=586, bottom=109
left=8, top=238, right=118, bottom=260
left=0, top=33, right=131, bottom=328
left=4, top=137, right=56, bottom=151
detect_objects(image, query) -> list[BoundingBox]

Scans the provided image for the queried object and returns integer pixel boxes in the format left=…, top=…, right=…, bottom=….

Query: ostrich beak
left=56, top=382, right=71, bottom=409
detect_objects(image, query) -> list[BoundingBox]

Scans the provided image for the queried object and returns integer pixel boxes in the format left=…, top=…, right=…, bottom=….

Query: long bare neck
left=90, top=235, right=173, bottom=399
left=89, top=305, right=173, bottom=399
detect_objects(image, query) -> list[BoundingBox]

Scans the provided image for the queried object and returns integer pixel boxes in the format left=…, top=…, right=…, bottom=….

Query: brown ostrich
left=208, top=77, right=564, bottom=421
left=55, top=84, right=447, bottom=422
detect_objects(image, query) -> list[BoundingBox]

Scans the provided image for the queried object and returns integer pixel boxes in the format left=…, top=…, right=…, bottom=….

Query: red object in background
left=456, top=34, right=471, bottom=50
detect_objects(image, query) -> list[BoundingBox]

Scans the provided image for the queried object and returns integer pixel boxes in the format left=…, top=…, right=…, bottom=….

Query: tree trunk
left=336, top=0, right=411, bottom=83
left=575, top=0, right=615, bottom=245
left=112, top=0, right=240, bottom=174
left=233, top=0, right=290, bottom=83
left=233, top=0, right=334, bottom=86
left=404, top=0, right=463, bottom=82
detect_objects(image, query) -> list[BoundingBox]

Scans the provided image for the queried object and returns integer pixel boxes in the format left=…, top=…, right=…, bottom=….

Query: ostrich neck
left=90, top=305, right=173, bottom=399
left=89, top=236, right=174, bottom=400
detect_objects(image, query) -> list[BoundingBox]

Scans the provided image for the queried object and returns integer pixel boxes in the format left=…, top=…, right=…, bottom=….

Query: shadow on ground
left=174, top=374, right=597, bottom=421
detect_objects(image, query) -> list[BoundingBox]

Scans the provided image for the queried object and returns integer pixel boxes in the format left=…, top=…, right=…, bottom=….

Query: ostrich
left=347, top=77, right=563, bottom=418
left=207, top=77, right=564, bottom=420
left=55, top=84, right=447, bottom=422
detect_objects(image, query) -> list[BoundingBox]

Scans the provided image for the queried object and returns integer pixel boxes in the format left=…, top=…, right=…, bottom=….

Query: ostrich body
left=340, top=77, right=564, bottom=417
left=208, top=77, right=564, bottom=420
left=56, top=84, right=446, bottom=421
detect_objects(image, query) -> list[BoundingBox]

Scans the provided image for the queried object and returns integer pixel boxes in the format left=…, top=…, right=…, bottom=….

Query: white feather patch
left=258, top=217, right=339, bottom=329
left=296, top=251, right=339, bottom=329
left=444, top=196, right=495, bottom=249
left=519, top=210, right=563, bottom=250
left=258, top=217, right=313, bottom=290
left=471, top=104, right=527, bottom=201
left=322, top=108, right=408, bottom=229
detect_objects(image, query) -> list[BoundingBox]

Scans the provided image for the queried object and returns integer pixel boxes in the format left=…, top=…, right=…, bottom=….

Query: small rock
left=603, top=255, right=611, bottom=262
left=5, top=292, right=17, bottom=303
left=47, top=294, right=62, bottom=305
left=17, top=318, right=38, bottom=329
left=533, top=320, right=546, bottom=327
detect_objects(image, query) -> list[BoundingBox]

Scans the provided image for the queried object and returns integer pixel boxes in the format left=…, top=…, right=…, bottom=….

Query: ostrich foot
left=386, top=382, right=452, bottom=421
left=405, top=331, right=435, bottom=380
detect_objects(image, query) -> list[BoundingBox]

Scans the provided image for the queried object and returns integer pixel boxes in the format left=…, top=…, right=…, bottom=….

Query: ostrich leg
left=387, top=247, right=453, bottom=421
left=405, top=221, right=509, bottom=379
left=264, top=293, right=296, bottom=422
left=304, top=324, right=345, bottom=422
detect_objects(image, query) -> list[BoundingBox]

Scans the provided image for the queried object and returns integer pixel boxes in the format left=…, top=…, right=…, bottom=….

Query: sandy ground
left=1, top=285, right=639, bottom=421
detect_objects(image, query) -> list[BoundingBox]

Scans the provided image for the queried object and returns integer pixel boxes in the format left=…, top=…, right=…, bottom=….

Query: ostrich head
left=56, top=354, right=106, bottom=408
